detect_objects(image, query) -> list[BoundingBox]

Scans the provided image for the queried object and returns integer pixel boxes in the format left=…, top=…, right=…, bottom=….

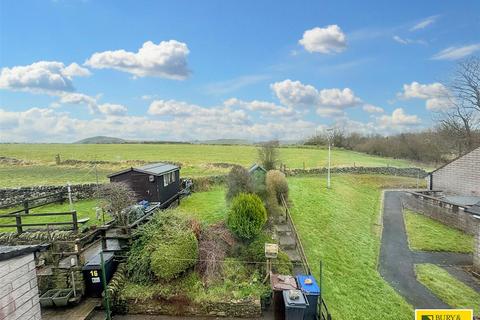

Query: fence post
left=15, top=214, right=23, bottom=234
left=23, top=200, right=29, bottom=214
left=72, top=211, right=78, bottom=232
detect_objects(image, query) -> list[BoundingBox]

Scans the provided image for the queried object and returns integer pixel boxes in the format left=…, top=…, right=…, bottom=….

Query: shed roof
left=108, top=162, right=179, bottom=178
left=248, top=163, right=267, bottom=173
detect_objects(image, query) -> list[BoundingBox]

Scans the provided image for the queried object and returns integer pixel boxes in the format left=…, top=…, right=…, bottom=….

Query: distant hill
left=74, top=136, right=126, bottom=144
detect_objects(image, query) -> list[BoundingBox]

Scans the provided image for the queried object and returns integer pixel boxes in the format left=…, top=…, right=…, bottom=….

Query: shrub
left=266, top=170, right=289, bottom=204
left=126, top=211, right=199, bottom=283
left=94, top=182, right=137, bottom=226
left=258, top=140, right=279, bottom=170
left=226, top=166, right=254, bottom=201
left=239, top=232, right=293, bottom=275
left=150, top=229, right=198, bottom=281
left=227, top=193, right=267, bottom=240
left=197, top=222, right=237, bottom=284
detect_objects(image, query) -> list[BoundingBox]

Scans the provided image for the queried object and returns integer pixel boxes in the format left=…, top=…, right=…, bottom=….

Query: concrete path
left=379, top=191, right=476, bottom=309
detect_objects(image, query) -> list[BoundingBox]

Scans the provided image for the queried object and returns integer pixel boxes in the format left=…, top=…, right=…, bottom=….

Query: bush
left=266, top=170, right=289, bottom=204
left=239, top=232, right=293, bottom=275
left=226, top=166, right=254, bottom=201
left=227, top=193, right=267, bottom=240
left=126, top=211, right=199, bottom=283
left=258, top=140, right=279, bottom=170
left=197, top=222, right=237, bottom=284
left=150, top=230, right=198, bottom=281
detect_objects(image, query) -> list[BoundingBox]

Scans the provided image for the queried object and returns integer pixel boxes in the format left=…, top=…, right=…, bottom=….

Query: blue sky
left=1, top=0, right=479, bottom=142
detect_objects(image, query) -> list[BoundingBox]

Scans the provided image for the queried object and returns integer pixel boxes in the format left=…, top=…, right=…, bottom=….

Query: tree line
left=306, top=57, right=480, bottom=165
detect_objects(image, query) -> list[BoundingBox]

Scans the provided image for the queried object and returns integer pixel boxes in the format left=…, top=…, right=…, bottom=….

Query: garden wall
left=116, top=297, right=262, bottom=318
left=402, top=193, right=479, bottom=235
left=286, top=166, right=427, bottom=178
left=0, top=184, right=102, bottom=207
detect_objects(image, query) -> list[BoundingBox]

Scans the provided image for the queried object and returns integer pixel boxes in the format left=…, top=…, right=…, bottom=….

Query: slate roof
left=108, top=162, right=179, bottom=178
left=0, top=244, right=48, bottom=262
left=466, top=202, right=480, bottom=216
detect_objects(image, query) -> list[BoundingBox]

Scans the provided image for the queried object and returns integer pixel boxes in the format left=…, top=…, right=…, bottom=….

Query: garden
left=109, top=164, right=295, bottom=316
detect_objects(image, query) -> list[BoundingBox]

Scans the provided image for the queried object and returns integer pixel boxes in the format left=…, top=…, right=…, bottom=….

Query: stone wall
left=431, top=147, right=480, bottom=196
left=286, top=166, right=428, bottom=178
left=117, top=297, right=262, bottom=318
left=402, top=193, right=479, bottom=235
left=403, top=192, right=480, bottom=273
left=0, top=183, right=102, bottom=208
left=475, top=231, right=480, bottom=273
left=0, top=253, right=42, bottom=320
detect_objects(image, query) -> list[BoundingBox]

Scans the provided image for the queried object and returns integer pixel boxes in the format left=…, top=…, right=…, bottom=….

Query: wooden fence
left=0, top=211, right=86, bottom=234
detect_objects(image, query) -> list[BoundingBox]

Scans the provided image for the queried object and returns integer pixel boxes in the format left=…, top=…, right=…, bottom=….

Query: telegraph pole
left=326, top=128, right=333, bottom=189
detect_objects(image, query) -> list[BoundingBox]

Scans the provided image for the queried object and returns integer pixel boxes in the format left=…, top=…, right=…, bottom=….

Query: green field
left=0, top=143, right=423, bottom=187
left=0, top=199, right=105, bottom=233
left=288, top=174, right=421, bottom=320
left=404, top=210, right=474, bottom=253
left=415, top=264, right=480, bottom=316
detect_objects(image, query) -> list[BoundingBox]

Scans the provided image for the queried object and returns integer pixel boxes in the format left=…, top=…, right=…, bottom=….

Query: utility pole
left=326, top=128, right=333, bottom=189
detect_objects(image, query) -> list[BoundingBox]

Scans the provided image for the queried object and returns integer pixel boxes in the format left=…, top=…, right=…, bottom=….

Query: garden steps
left=279, top=234, right=296, bottom=250
left=284, top=249, right=302, bottom=263
left=275, top=224, right=292, bottom=236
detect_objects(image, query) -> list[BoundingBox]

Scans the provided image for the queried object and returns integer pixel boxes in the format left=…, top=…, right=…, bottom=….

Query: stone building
left=428, top=146, right=480, bottom=196
left=0, top=245, right=45, bottom=320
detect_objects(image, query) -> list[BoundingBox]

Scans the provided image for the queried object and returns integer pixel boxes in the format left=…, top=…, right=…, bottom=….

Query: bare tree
left=438, top=56, right=480, bottom=152
left=258, top=140, right=279, bottom=170
left=95, top=182, right=137, bottom=226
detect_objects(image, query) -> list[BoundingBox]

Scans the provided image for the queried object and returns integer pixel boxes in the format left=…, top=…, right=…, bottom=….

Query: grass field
left=415, top=264, right=480, bottom=316
left=404, top=210, right=474, bottom=253
left=0, top=199, right=105, bottom=233
left=0, top=143, right=424, bottom=187
left=288, top=174, right=421, bottom=320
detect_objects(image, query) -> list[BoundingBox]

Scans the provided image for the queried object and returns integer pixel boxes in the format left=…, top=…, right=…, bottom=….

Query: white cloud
left=432, top=44, right=480, bottom=60
left=0, top=61, right=90, bottom=94
left=378, top=108, right=421, bottom=127
left=270, top=79, right=361, bottom=117
left=270, top=80, right=318, bottom=108
left=398, top=81, right=451, bottom=111
left=363, top=104, right=384, bottom=113
left=148, top=99, right=249, bottom=125
left=85, top=40, right=190, bottom=79
left=410, top=15, right=439, bottom=31
left=98, top=103, right=128, bottom=116
left=223, top=98, right=297, bottom=118
left=0, top=106, right=318, bottom=143
left=299, top=25, right=347, bottom=54
left=392, top=35, right=427, bottom=45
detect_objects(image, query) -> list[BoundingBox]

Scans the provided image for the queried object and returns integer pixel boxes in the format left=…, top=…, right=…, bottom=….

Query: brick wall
left=0, top=253, right=41, bottom=320
left=431, top=147, right=480, bottom=196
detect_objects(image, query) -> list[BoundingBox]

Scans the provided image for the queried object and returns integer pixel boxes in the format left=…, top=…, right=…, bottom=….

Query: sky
left=0, top=0, right=479, bottom=142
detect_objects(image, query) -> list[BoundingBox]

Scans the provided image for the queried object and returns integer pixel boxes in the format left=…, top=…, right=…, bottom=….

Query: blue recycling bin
left=296, top=275, right=320, bottom=320
left=283, top=289, right=308, bottom=320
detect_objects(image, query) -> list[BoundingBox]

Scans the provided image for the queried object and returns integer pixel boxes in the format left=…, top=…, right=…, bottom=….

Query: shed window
left=163, top=172, right=176, bottom=187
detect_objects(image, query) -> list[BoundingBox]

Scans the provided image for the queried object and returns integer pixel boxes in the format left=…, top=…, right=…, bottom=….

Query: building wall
left=431, top=147, right=480, bottom=195
left=0, top=253, right=41, bottom=320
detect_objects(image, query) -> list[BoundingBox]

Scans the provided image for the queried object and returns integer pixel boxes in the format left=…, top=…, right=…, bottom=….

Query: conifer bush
left=227, top=193, right=267, bottom=240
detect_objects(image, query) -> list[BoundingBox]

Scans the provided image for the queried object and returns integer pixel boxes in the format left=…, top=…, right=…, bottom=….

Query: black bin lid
left=82, top=252, right=114, bottom=271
